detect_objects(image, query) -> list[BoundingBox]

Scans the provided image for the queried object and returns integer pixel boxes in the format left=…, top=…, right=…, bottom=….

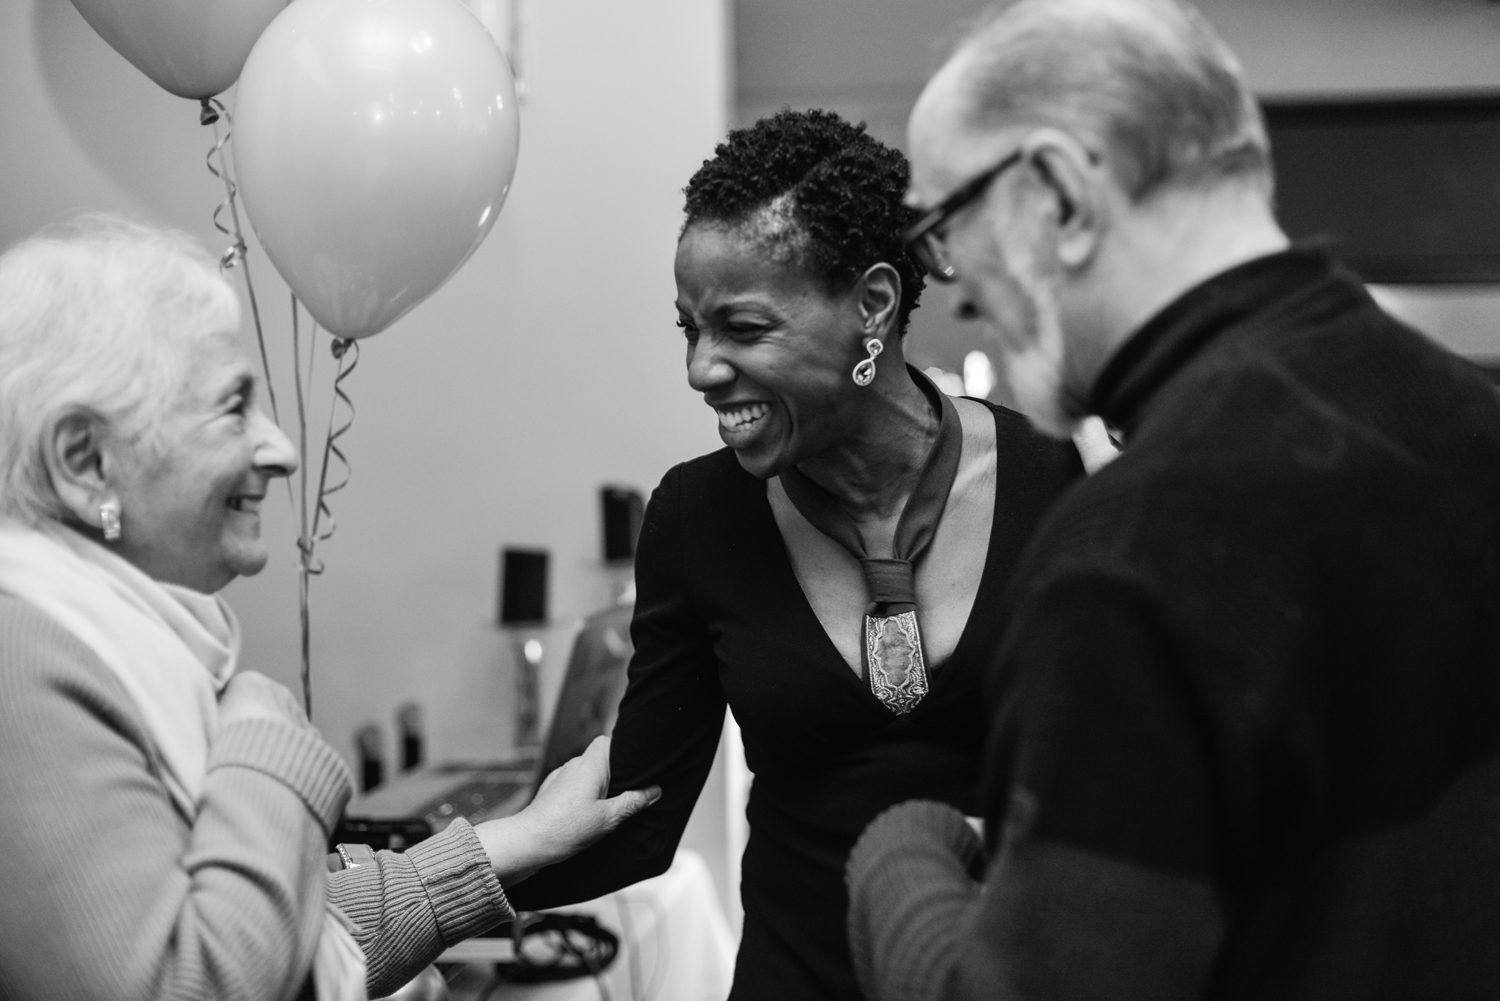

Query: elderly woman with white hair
left=0, top=215, right=657, bottom=1001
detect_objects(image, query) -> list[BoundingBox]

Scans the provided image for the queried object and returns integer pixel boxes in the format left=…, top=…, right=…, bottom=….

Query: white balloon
left=233, top=0, right=520, bottom=339
left=70, top=0, right=288, bottom=100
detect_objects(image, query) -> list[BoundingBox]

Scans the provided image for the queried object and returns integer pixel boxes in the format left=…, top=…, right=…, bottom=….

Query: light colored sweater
left=0, top=593, right=511, bottom=1001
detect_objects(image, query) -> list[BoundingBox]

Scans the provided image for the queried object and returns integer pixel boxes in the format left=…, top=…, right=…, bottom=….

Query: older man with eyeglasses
left=844, top=1, right=1500, bottom=1000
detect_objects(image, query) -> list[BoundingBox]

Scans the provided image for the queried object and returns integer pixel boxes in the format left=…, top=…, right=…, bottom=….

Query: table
left=432, top=849, right=735, bottom=1001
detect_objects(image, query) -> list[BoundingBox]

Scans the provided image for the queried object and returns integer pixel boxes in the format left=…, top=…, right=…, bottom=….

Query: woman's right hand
left=472, top=735, right=660, bottom=885
left=218, top=671, right=313, bottom=732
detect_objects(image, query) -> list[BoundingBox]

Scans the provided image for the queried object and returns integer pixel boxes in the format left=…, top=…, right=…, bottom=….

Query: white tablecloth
left=438, top=849, right=735, bottom=1001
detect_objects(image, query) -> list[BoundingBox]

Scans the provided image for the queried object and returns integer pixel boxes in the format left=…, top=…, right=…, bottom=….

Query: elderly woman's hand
left=218, top=671, right=315, bottom=733
left=472, top=735, right=660, bottom=885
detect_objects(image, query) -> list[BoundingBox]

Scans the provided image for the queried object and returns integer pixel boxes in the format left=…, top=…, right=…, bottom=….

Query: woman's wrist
left=472, top=815, right=545, bottom=886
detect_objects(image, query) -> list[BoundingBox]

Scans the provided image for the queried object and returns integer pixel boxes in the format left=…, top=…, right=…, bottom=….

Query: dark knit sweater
left=512, top=401, right=1082, bottom=1000
left=848, top=247, right=1500, bottom=1001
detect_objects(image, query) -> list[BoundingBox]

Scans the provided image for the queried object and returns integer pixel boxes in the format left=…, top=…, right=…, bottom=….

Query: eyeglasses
left=902, top=149, right=1023, bottom=283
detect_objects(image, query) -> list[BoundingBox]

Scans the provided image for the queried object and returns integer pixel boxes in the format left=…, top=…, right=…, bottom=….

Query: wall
left=1, top=0, right=737, bottom=904
left=737, top=0, right=1500, bottom=130
left=735, top=0, right=1500, bottom=374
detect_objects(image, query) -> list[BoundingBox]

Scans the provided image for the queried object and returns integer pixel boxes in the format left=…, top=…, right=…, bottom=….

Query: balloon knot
left=199, top=99, right=220, bottom=127
left=296, top=536, right=326, bottom=575
left=331, top=338, right=353, bottom=358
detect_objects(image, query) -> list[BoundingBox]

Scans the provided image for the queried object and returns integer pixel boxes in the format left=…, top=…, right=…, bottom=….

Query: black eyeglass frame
left=902, top=149, right=1024, bottom=282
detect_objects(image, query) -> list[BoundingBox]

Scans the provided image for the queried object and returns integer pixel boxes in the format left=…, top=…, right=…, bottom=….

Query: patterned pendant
left=864, top=610, right=929, bottom=715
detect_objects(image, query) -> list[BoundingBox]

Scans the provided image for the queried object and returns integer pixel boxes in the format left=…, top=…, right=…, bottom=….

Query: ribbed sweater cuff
left=846, top=800, right=985, bottom=1001
left=405, top=818, right=515, bottom=943
left=209, top=719, right=352, bottom=835
left=848, top=799, right=983, bottom=883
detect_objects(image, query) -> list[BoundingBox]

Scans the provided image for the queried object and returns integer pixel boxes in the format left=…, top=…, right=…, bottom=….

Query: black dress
left=509, top=400, right=1081, bottom=1000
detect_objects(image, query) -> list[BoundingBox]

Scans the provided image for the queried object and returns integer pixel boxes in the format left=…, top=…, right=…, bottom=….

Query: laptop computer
left=344, top=600, right=634, bottom=834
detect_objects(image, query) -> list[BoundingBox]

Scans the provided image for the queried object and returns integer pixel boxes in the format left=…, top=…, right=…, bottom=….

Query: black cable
left=489, top=911, right=620, bottom=986
left=556, top=931, right=612, bottom=1001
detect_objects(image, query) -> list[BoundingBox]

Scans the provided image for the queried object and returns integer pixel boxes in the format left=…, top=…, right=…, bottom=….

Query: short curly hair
left=681, top=108, right=926, bottom=337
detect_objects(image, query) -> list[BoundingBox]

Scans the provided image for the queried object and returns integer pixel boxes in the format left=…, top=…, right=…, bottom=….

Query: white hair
left=953, top=0, right=1272, bottom=202
left=0, top=214, right=240, bottom=523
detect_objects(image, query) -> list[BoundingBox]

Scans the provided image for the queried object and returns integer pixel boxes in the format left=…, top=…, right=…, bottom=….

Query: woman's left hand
left=471, top=735, right=660, bottom=885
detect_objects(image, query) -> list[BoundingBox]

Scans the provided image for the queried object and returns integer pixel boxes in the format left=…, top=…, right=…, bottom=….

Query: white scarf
left=0, top=517, right=366, bottom=1001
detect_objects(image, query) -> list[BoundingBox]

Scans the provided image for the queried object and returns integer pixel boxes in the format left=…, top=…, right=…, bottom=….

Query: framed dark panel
left=1262, top=94, right=1500, bottom=284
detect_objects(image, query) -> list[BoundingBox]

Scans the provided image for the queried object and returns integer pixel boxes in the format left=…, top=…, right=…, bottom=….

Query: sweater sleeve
left=0, top=596, right=350, bottom=1001
left=327, top=818, right=514, bottom=998
left=846, top=800, right=987, bottom=1001
left=509, top=463, right=726, bottom=909
left=846, top=574, right=1227, bottom=1001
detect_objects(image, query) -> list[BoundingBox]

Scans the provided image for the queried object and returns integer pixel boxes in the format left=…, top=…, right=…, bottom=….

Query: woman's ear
left=855, top=262, right=902, bottom=340
left=45, top=410, right=113, bottom=525
left=1023, top=128, right=1104, bottom=269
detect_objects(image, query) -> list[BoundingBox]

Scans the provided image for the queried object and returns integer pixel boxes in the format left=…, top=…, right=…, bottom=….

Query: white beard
left=998, top=248, right=1078, bottom=440
left=1005, top=314, right=1072, bottom=439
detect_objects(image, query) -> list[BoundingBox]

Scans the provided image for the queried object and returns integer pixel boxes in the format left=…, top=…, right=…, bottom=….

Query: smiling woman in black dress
left=508, top=108, right=1082, bottom=1000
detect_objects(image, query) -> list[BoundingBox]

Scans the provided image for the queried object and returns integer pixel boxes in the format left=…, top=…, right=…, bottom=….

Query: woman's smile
left=715, top=401, right=771, bottom=444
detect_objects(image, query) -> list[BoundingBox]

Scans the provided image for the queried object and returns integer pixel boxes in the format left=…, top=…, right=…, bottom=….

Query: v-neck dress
left=509, top=399, right=1082, bottom=1000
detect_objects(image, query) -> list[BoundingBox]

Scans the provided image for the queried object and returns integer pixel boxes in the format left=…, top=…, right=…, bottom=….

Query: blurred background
left=2, top=0, right=1498, bottom=937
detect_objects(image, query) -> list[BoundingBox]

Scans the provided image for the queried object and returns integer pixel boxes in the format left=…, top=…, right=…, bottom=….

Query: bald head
left=913, top=0, right=1272, bottom=205
left=905, top=0, right=1291, bottom=430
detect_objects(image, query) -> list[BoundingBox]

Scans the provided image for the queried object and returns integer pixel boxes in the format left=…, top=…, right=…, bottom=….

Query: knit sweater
left=0, top=593, right=511, bottom=1001
left=847, top=247, right=1500, bottom=1000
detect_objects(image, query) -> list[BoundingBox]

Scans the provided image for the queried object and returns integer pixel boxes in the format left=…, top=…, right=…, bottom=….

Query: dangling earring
left=99, top=500, right=122, bottom=542
left=851, top=337, right=883, bottom=387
